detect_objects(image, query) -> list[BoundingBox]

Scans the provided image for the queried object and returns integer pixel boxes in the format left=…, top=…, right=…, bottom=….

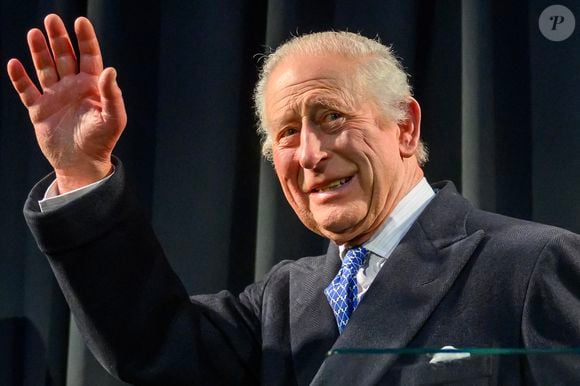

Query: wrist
left=54, top=159, right=114, bottom=194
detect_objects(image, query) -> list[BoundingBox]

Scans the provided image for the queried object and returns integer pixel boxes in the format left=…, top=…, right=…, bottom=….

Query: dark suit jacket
left=24, top=159, right=580, bottom=385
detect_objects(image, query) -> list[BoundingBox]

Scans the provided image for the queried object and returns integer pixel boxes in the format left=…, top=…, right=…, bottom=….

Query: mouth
left=312, top=176, right=353, bottom=193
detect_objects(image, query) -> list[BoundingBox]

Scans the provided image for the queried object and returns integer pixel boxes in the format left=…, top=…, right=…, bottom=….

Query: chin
left=313, top=210, right=364, bottom=237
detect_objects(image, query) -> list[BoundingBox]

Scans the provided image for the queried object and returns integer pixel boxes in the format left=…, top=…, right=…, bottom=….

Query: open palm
left=7, top=14, right=126, bottom=192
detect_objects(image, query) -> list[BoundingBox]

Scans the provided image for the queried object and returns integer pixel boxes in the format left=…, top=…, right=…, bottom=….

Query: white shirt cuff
left=39, top=170, right=115, bottom=212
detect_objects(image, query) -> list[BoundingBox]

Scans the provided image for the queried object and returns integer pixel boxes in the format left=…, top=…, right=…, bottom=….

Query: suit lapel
left=310, top=182, right=485, bottom=385
left=289, top=243, right=341, bottom=385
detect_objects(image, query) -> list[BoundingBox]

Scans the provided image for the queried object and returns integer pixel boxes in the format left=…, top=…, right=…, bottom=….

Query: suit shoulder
left=264, top=253, right=328, bottom=279
left=466, top=208, right=578, bottom=248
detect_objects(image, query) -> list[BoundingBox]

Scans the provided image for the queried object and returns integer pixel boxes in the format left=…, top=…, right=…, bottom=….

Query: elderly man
left=8, top=14, right=580, bottom=385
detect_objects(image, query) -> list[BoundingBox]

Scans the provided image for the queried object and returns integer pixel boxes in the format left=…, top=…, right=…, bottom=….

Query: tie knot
left=343, top=246, right=367, bottom=271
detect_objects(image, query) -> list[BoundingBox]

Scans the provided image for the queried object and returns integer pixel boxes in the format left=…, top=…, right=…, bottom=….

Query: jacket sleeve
left=24, top=157, right=264, bottom=386
left=522, top=229, right=580, bottom=385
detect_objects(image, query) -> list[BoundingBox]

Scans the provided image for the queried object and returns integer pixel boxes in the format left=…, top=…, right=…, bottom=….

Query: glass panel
left=320, top=347, right=580, bottom=384
left=328, top=347, right=580, bottom=356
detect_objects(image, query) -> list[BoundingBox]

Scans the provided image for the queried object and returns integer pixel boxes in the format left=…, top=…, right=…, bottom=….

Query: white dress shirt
left=338, top=178, right=435, bottom=302
left=39, top=172, right=113, bottom=212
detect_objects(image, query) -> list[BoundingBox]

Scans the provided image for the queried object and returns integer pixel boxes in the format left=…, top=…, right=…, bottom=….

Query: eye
left=323, top=111, right=343, bottom=122
left=280, top=127, right=299, bottom=138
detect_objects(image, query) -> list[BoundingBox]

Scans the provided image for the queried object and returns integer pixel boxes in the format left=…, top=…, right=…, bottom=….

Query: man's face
left=264, top=53, right=420, bottom=245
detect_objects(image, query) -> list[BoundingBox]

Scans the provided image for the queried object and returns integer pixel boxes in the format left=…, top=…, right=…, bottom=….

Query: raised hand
left=7, top=14, right=127, bottom=193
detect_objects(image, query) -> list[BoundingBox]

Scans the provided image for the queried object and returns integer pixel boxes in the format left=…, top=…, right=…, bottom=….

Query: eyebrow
left=305, top=86, right=361, bottom=110
left=309, top=96, right=342, bottom=110
left=270, top=91, right=356, bottom=130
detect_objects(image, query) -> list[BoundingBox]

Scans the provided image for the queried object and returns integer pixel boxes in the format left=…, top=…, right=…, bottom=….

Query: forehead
left=264, top=54, right=360, bottom=117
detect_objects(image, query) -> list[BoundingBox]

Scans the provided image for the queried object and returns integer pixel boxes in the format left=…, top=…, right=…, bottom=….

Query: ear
left=398, top=97, right=421, bottom=158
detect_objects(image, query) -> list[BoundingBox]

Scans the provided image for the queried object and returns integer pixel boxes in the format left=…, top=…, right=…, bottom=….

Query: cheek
left=367, top=151, right=403, bottom=215
left=273, top=149, right=294, bottom=179
left=350, top=139, right=397, bottom=210
left=273, top=151, right=303, bottom=199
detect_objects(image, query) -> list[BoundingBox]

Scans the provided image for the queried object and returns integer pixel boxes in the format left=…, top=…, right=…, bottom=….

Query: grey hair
left=253, top=31, right=428, bottom=165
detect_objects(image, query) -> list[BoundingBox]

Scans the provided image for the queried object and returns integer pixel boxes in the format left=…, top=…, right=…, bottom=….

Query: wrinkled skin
left=7, top=14, right=127, bottom=193
left=265, top=53, right=424, bottom=246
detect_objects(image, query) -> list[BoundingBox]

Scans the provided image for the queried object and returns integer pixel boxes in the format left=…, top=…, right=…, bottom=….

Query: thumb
left=99, top=67, right=127, bottom=129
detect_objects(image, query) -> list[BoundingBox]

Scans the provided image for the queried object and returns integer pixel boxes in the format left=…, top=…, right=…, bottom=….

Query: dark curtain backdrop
left=1, top=0, right=578, bottom=385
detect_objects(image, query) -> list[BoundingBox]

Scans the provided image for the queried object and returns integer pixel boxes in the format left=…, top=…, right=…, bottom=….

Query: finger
left=6, top=58, right=42, bottom=107
left=44, top=14, right=77, bottom=78
left=99, top=68, right=127, bottom=128
left=27, top=28, right=59, bottom=89
left=75, top=17, right=103, bottom=75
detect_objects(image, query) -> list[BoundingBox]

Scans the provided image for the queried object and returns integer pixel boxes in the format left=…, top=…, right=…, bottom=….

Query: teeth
left=316, top=178, right=349, bottom=192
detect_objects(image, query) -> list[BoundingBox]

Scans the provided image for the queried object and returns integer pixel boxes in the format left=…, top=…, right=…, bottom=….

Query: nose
left=298, top=122, right=327, bottom=169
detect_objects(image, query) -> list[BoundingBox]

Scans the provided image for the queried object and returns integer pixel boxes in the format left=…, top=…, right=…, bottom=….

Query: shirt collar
left=339, top=178, right=435, bottom=259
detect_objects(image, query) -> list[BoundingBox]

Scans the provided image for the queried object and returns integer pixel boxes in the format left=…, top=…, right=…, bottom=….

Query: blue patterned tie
left=324, top=246, right=368, bottom=334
